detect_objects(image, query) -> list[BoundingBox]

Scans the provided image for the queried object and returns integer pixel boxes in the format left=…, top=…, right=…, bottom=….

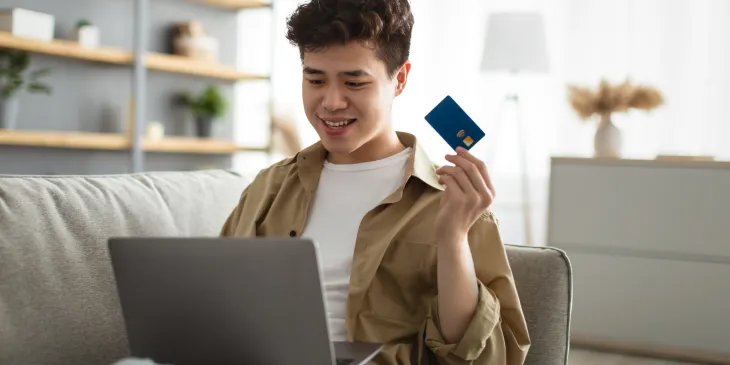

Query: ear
left=394, top=61, right=411, bottom=97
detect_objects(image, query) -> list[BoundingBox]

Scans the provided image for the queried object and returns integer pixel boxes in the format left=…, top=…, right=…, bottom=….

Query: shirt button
left=289, top=230, right=297, bottom=237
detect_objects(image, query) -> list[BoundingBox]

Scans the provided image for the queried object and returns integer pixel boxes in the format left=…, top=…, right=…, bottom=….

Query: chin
left=318, top=134, right=360, bottom=154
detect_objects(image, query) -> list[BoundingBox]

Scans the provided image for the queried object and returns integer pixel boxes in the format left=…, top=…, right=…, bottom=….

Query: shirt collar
left=291, top=131, right=444, bottom=194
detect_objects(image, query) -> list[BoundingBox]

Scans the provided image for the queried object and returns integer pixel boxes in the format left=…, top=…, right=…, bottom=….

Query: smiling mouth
left=319, top=117, right=357, bottom=128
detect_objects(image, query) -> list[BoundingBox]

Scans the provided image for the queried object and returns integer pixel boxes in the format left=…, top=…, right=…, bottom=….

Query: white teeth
left=322, top=118, right=355, bottom=128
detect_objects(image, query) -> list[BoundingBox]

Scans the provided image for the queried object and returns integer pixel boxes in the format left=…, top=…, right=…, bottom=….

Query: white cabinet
left=548, top=157, right=730, bottom=363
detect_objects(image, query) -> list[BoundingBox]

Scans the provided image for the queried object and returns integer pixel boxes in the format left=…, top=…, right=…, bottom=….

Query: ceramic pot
left=73, top=25, right=100, bottom=48
left=594, top=113, right=621, bottom=158
left=195, top=115, right=213, bottom=138
left=0, top=96, right=19, bottom=130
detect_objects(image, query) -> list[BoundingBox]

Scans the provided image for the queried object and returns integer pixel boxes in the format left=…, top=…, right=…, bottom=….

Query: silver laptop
left=108, top=237, right=383, bottom=365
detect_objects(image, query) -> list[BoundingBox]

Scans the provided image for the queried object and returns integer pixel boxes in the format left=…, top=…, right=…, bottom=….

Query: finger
left=440, top=174, right=464, bottom=195
left=445, top=154, right=492, bottom=199
left=455, top=147, right=496, bottom=196
left=455, top=147, right=495, bottom=195
left=436, top=165, right=477, bottom=196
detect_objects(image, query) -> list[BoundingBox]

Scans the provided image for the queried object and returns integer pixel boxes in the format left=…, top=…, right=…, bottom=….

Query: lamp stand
left=486, top=92, right=533, bottom=246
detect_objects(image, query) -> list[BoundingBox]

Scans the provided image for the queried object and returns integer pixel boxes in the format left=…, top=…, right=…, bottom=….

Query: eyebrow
left=303, top=67, right=372, bottom=77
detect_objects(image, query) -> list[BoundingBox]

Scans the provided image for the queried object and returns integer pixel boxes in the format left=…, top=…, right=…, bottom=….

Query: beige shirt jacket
left=219, top=132, right=531, bottom=365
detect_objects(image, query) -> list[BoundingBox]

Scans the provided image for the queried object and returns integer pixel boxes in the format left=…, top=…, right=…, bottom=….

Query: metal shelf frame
left=129, top=0, right=276, bottom=172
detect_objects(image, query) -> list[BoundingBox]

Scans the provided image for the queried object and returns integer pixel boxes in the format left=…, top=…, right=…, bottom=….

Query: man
left=219, top=0, right=531, bottom=364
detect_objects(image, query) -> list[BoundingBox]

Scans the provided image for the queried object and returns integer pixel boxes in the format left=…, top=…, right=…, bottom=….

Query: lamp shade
left=481, top=12, right=549, bottom=74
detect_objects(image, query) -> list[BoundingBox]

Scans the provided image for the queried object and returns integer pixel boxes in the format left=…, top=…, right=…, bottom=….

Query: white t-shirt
left=301, top=147, right=412, bottom=342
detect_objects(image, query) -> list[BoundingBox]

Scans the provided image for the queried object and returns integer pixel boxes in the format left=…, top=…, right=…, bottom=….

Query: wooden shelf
left=0, top=32, right=132, bottom=65
left=0, top=130, right=129, bottom=150
left=143, top=136, right=267, bottom=154
left=0, top=130, right=265, bottom=155
left=194, top=0, right=271, bottom=10
left=145, top=53, right=267, bottom=81
left=0, top=32, right=268, bottom=81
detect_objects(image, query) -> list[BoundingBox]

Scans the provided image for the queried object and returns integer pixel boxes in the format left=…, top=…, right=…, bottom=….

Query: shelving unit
left=0, top=0, right=276, bottom=172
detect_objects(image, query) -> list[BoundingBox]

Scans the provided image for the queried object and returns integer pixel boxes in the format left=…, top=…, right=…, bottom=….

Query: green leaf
left=27, top=82, right=52, bottom=94
left=76, top=19, right=93, bottom=28
left=180, top=85, right=228, bottom=118
left=0, top=50, right=52, bottom=98
left=29, top=68, right=51, bottom=81
left=7, top=51, right=28, bottom=73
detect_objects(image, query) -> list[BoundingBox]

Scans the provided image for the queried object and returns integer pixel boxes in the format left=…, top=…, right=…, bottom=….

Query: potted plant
left=73, top=19, right=100, bottom=48
left=0, top=49, right=52, bottom=129
left=178, top=85, right=227, bottom=138
left=568, top=78, right=663, bottom=158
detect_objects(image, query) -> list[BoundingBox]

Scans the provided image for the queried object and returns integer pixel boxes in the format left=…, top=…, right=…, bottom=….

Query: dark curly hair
left=285, top=0, right=414, bottom=77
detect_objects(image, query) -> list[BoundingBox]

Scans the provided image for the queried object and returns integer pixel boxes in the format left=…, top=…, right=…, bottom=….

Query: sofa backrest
left=0, top=170, right=250, bottom=365
left=506, top=245, right=572, bottom=365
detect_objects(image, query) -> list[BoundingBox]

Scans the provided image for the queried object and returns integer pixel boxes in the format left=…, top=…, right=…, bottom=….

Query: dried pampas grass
left=568, top=78, right=664, bottom=121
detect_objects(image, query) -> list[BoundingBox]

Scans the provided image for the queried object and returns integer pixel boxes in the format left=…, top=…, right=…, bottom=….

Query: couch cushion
left=506, top=244, right=572, bottom=365
left=0, top=170, right=250, bottom=365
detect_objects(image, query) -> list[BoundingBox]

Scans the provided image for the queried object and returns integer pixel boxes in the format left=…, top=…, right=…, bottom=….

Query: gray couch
left=0, top=170, right=572, bottom=365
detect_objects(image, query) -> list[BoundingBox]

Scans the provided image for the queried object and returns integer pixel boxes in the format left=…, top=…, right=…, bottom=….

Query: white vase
left=594, top=113, right=621, bottom=158
left=0, top=96, right=19, bottom=130
left=73, top=25, right=100, bottom=48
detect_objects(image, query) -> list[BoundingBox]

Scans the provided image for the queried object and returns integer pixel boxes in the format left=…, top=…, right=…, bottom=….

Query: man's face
left=301, top=41, right=409, bottom=161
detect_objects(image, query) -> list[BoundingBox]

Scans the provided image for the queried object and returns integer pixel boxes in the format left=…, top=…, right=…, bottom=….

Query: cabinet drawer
left=548, top=161, right=730, bottom=258
left=568, top=251, right=730, bottom=355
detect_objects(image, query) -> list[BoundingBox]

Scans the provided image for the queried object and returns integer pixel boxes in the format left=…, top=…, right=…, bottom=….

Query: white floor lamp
left=480, top=12, right=549, bottom=246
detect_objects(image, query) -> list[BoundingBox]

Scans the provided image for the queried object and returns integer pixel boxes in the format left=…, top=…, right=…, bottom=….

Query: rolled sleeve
left=423, top=280, right=501, bottom=361
left=417, top=211, right=530, bottom=365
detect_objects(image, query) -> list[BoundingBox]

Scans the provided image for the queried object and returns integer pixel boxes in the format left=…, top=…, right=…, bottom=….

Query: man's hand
left=432, top=147, right=496, bottom=344
left=434, top=147, right=495, bottom=244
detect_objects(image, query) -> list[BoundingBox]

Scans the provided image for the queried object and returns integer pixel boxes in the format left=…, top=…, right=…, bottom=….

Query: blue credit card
left=424, top=95, right=485, bottom=151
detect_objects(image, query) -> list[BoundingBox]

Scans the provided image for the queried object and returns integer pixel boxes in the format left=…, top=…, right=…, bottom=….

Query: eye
left=307, top=79, right=324, bottom=85
left=346, top=82, right=368, bottom=88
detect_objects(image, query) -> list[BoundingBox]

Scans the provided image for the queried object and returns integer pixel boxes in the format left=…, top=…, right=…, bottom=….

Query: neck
left=327, top=130, right=405, bottom=164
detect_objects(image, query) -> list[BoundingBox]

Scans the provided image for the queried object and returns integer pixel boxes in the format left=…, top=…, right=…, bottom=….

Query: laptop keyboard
left=336, top=359, right=354, bottom=365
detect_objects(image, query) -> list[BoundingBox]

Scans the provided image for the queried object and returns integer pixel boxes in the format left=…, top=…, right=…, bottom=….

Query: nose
left=321, top=84, right=348, bottom=111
